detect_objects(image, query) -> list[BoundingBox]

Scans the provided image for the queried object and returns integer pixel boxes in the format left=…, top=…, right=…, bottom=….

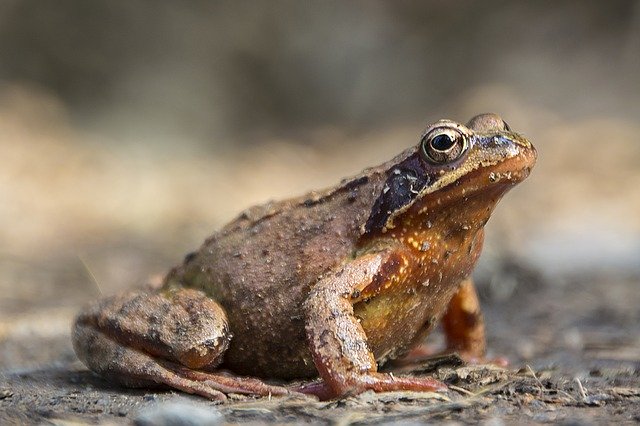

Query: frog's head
left=364, top=113, right=537, bottom=234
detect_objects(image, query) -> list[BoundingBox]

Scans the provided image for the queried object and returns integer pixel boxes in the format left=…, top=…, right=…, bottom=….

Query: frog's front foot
left=72, top=289, right=290, bottom=401
left=295, top=373, right=446, bottom=401
left=302, top=250, right=449, bottom=400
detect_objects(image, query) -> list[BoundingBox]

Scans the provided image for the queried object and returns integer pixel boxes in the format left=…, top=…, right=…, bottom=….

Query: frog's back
left=168, top=164, right=395, bottom=378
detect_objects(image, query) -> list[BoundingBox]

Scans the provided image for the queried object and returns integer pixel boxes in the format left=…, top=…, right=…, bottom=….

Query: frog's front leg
left=441, top=277, right=486, bottom=360
left=300, top=250, right=446, bottom=400
left=72, top=288, right=290, bottom=401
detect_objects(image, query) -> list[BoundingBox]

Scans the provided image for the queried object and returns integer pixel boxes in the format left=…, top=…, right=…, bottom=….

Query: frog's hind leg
left=73, top=322, right=226, bottom=400
left=441, top=277, right=486, bottom=360
left=72, top=288, right=290, bottom=400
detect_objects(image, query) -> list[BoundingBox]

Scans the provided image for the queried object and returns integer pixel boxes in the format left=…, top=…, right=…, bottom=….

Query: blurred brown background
left=0, top=0, right=639, bottom=412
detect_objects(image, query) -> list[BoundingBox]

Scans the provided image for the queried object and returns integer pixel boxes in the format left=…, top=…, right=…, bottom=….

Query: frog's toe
left=168, top=367, right=293, bottom=397
left=292, top=380, right=334, bottom=401
left=295, top=373, right=446, bottom=401
left=354, top=373, right=447, bottom=396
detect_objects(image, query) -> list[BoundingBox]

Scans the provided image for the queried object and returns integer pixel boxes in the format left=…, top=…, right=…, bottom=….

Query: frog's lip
left=486, top=136, right=536, bottom=183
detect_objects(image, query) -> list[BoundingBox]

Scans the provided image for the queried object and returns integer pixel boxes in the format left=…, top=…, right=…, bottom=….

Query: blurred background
left=1, top=1, right=639, bottom=374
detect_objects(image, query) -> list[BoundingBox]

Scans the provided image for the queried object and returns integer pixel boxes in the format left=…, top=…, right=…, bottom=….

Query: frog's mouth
left=431, top=139, right=537, bottom=217
left=471, top=150, right=535, bottom=190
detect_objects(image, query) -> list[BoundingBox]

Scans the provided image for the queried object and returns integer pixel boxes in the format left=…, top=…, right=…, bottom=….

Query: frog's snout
left=512, top=133, right=537, bottom=173
left=474, top=130, right=536, bottom=186
left=501, top=133, right=537, bottom=184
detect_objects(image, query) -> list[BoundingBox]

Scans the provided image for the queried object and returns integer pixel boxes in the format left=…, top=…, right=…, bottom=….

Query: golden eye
left=420, top=128, right=468, bottom=164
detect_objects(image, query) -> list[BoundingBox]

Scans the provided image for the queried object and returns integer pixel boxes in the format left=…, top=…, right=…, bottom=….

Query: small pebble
left=135, top=400, right=224, bottom=426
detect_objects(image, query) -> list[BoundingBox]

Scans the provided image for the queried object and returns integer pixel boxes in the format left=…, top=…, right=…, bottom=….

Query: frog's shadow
left=71, top=369, right=155, bottom=394
left=12, top=366, right=167, bottom=398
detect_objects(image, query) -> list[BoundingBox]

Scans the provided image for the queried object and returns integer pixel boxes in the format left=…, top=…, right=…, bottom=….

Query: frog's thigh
left=441, top=277, right=486, bottom=358
left=302, top=250, right=445, bottom=399
left=74, top=289, right=231, bottom=371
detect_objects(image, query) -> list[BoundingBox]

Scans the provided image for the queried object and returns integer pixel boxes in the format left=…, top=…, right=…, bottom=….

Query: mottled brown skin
left=73, top=113, right=536, bottom=401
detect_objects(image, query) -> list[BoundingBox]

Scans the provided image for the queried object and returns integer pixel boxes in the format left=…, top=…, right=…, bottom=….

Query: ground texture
left=1, top=258, right=638, bottom=425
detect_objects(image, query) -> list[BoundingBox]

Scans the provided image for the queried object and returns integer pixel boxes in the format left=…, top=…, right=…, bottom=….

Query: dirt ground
left=1, top=259, right=639, bottom=424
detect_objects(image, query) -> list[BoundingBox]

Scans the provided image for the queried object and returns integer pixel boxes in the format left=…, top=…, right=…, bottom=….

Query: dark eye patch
left=364, top=156, right=434, bottom=234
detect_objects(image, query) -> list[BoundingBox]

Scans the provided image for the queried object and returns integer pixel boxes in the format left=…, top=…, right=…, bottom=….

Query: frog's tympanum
left=73, top=114, right=536, bottom=401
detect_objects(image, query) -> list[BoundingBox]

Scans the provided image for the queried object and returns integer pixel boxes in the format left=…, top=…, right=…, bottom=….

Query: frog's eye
left=420, top=128, right=468, bottom=164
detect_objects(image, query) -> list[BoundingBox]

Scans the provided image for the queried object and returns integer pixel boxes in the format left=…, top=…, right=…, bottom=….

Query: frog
left=72, top=113, right=536, bottom=401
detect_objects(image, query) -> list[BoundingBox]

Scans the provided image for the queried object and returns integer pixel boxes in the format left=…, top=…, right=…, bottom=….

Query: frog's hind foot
left=169, top=365, right=293, bottom=398
left=73, top=288, right=290, bottom=400
left=73, top=324, right=225, bottom=400
left=74, top=322, right=290, bottom=400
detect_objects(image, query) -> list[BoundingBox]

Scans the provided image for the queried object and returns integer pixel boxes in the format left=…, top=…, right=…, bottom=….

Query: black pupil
left=431, top=134, right=455, bottom=151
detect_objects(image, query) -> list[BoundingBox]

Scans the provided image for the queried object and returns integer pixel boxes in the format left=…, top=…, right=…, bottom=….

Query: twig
left=448, top=385, right=474, bottom=396
left=575, top=378, right=587, bottom=401
left=525, top=365, right=544, bottom=396
left=78, top=255, right=103, bottom=295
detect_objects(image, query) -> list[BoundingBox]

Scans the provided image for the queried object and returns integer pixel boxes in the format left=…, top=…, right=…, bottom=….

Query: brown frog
left=73, top=113, right=536, bottom=401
